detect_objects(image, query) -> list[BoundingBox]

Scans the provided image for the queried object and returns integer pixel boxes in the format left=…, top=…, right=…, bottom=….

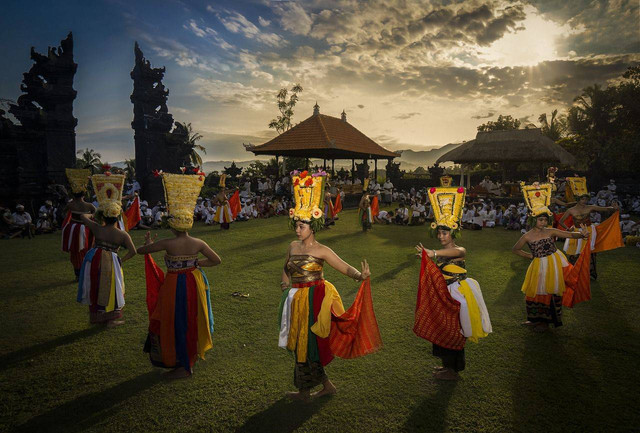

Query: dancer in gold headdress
left=559, top=177, right=618, bottom=280
left=414, top=186, right=492, bottom=381
left=279, top=170, right=382, bottom=402
left=62, top=169, right=96, bottom=280
left=512, top=182, right=589, bottom=332
left=138, top=171, right=221, bottom=379
left=213, top=174, right=233, bottom=230
left=77, top=173, right=137, bottom=326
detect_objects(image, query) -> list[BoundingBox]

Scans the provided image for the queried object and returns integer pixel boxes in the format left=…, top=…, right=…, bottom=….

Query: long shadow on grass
left=235, top=397, right=328, bottom=433
left=0, top=326, right=105, bottom=372
left=15, top=371, right=162, bottom=433
left=7, top=278, right=77, bottom=300
left=371, top=253, right=415, bottom=286
left=510, top=331, right=599, bottom=432
left=225, top=233, right=293, bottom=254
left=404, top=381, right=458, bottom=432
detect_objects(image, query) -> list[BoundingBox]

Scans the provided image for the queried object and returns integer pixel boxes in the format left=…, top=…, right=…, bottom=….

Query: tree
left=243, top=161, right=267, bottom=178
left=268, top=84, right=303, bottom=134
left=538, top=109, right=566, bottom=141
left=560, top=66, right=640, bottom=181
left=283, top=156, right=307, bottom=172
left=76, top=148, right=102, bottom=172
left=124, top=158, right=136, bottom=180
left=172, top=122, right=206, bottom=167
left=477, top=114, right=521, bottom=132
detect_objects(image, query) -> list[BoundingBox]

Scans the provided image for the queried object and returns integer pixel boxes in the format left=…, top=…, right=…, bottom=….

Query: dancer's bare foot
left=311, top=380, right=337, bottom=399
left=432, top=366, right=447, bottom=371
left=285, top=390, right=311, bottom=403
left=163, top=367, right=192, bottom=380
left=433, top=368, right=460, bottom=381
left=533, top=323, right=549, bottom=333
left=521, top=321, right=536, bottom=326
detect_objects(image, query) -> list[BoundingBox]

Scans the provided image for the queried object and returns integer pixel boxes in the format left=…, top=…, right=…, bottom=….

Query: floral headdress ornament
left=92, top=172, right=126, bottom=219
left=160, top=167, right=205, bottom=231
left=520, top=181, right=553, bottom=218
left=289, top=169, right=326, bottom=232
left=65, top=168, right=91, bottom=194
left=427, top=186, right=466, bottom=237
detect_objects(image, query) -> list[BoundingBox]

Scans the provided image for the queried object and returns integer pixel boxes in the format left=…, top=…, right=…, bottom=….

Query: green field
left=1, top=208, right=639, bottom=433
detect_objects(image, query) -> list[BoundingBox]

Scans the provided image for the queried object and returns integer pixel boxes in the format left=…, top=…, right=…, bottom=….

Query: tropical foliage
left=268, top=84, right=303, bottom=134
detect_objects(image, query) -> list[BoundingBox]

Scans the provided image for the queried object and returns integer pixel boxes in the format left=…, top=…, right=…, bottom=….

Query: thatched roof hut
left=436, top=128, right=576, bottom=165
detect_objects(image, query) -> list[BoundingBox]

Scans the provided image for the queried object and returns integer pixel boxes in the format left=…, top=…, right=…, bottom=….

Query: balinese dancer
left=138, top=172, right=221, bottom=379
left=77, top=173, right=137, bottom=326
left=414, top=186, right=492, bottom=381
left=512, top=182, right=589, bottom=332
left=358, top=179, right=373, bottom=232
left=280, top=170, right=382, bottom=402
left=559, top=177, right=619, bottom=279
left=213, top=174, right=233, bottom=230
left=62, top=168, right=95, bottom=280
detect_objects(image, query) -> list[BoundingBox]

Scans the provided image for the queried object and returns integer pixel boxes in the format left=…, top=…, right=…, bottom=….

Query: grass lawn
left=1, top=208, right=639, bottom=433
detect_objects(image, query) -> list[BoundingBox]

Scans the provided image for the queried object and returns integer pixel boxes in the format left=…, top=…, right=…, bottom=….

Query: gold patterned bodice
left=286, top=254, right=324, bottom=284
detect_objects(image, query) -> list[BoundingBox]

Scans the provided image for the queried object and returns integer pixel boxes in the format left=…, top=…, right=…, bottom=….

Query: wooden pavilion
left=436, top=128, right=576, bottom=188
left=245, top=103, right=400, bottom=180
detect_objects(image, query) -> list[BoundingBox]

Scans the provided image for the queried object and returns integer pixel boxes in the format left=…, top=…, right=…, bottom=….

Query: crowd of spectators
left=2, top=173, right=639, bottom=248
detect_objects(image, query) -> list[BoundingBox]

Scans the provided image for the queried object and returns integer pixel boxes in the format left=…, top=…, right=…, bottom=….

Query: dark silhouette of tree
left=268, top=84, right=303, bottom=134
left=477, top=115, right=521, bottom=131
left=76, top=148, right=102, bottom=172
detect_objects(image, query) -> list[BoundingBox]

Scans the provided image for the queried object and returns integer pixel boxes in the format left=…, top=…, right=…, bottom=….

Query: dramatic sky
left=1, top=0, right=639, bottom=162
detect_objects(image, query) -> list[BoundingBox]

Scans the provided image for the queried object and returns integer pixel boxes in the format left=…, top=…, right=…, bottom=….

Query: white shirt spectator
left=12, top=210, right=32, bottom=225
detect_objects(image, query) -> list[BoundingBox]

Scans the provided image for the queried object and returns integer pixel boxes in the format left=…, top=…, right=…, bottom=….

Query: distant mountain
left=395, top=142, right=464, bottom=169
left=114, top=142, right=465, bottom=176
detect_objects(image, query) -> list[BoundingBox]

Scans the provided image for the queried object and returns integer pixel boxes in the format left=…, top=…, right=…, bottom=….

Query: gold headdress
left=219, top=174, right=227, bottom=188
left=565, top=176, right=588, bottom=202
left=162, top=173, right=204, bottom=231
left=289, top=170, right=326, bottom=231
left=427, top=186, right=466, bottom=230
left=520, top=182, right=552, bottom=216
left=439, top=175, right=453, bottom=187
left=66, top=168, right=91, bottom=194
left=92, top=174, right=125, bottom=218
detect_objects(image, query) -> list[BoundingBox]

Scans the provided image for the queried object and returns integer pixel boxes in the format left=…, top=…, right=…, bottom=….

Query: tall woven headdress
left=66, top=168, right=91, bottom=194
left=162, top=173, right=204, bottom=231
left=520, top=182, right=552, bottom=217
left=565, top=176, right=588, bottom=202
left=289, top=170, right=326, bottom=232
left=92, top=174, right=126, bottom=218
left=427, top=186, right=466, bottom=231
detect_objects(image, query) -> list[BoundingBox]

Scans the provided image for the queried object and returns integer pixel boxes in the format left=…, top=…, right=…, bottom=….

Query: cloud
left=191, top=77, right=274, bottom=109
left=273, top=2, right=313, bottom=35
left=471, top=111, right=495, bottom=119
left=258, top=16, right=270, bottom=27
left=393, top=112, right=421, bottom=120
left=184, top=19, right=235, bottom=51
left=211, top=9, right=285, bottom=47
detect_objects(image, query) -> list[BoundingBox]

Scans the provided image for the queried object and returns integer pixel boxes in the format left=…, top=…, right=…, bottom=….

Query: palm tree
left=124, top=158, right=136, bottom=179
left=76, top=148, right=102, bottom=172
left=176, top=122, right=206, bottom=167
left=538, top=109, right=566, bottom=141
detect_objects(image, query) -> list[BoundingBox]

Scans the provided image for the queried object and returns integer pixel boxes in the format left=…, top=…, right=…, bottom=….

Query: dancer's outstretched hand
left=415, top=243, right=425, bottom=257
left=361, top=259, right=371, bottom=280
left=144, top=231, right=157, bottom=245
left=578, top=223, right=589, bottom=238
